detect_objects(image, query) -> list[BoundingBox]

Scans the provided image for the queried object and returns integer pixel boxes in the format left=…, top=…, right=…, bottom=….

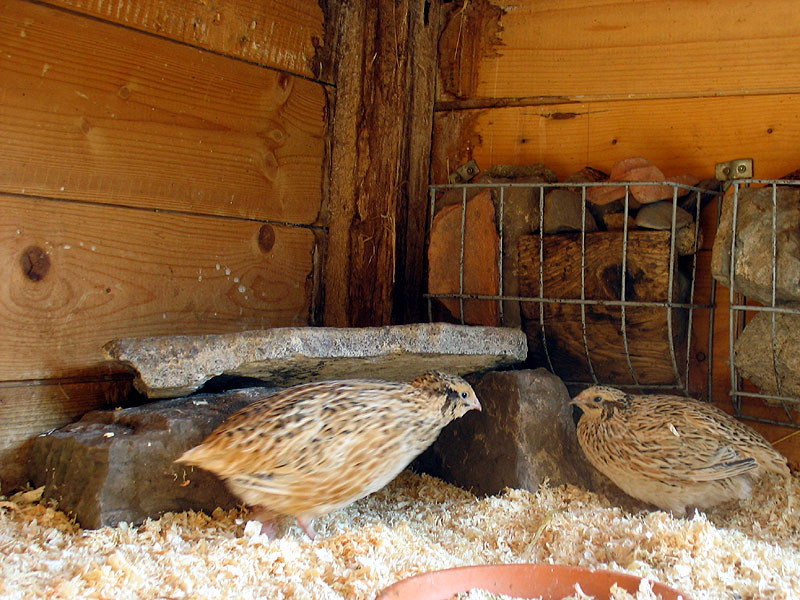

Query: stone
left=734, top=311, right=800, bottom=401
left=585, top=158, right=679, bottom=206
left=29, top=389, right=268, bottom=528
left=542, top=189, right=598, bottom=234
left=678, top=178, right=722, bottom=217
left=104, top=323, right=529, bottom=398
left=435, top=164, right=558, bottom=328
left=777, top=168, right=800, bottom=180
left=670, top=173, right=701, bottom=189
left=586, top=183, right=629, bottom=206
left=564, top=166, right=608, bottom=186
left=602, top=213, right=637, bottom=231
left=711, top=185, right=800, bottom=304
left=420, top=369, right=594, bottom=496
left=428, top=190, right=500, bottom=325
left=636, top=200, right=702, bottom=255
left=566, top=166, right=624, bottom=207
left=674, top=225, right=703, bottom=256
left=586, top=198, right=638, bottom=226
left=635, top=200, right=694, bottom=230
left=479, top=163, right=558, bottom=183
left=611, top=157, right=675, bottom=205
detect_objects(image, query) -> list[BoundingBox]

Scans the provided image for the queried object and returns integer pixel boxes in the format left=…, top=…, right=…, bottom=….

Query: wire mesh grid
left=424, top=180, right=716, bottom=399
left=724, top=179, right=800, bottom=429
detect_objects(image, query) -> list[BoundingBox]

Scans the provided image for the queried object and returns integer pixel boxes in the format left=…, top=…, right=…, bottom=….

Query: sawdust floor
left=1, top=470, right=798, bottom=600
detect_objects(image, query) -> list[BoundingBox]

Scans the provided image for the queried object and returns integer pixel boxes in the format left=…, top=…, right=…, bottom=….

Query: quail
left=571, top=385, right=790, bottom=516
left=176, top=371, right=481, bottom=538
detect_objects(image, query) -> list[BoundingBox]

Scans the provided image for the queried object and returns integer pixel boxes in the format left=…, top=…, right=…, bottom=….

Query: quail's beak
left=471, top=396, right=482, bottom=412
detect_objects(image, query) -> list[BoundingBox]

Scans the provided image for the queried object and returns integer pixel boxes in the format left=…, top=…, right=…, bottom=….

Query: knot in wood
left=20, top=246, right=50, bottom=281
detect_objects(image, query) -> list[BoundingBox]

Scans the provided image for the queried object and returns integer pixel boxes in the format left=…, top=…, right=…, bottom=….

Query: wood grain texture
left=323, top=0, right=440, bottom=327
left=519, top=231, right=688, bottom=386
left=432, top=95, right=800, bottom=182
left=393, top=0, right=442, bottom=324
left=438, top=0, right=800, bottom=102
left=1, top=194, right=316, bottom=381
left=40, top=0, right=326, bottom=81
left=0, top=0, right=325, bottom=223
left=0, top=377, right=134, bottom=491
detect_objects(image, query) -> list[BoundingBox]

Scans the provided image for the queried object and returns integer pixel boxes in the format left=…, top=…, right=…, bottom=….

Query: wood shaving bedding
left=1, top=470, right=798, bottom=600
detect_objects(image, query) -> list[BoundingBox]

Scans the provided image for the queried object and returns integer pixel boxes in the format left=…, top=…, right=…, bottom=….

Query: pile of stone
left=711, top=183, right=800, bottom=401
left=427, top=158, right=717, bottom=388
left=427, top=157, right=717, bottom=328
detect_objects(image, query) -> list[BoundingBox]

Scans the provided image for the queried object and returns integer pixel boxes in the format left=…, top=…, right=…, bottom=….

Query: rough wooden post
left=322, top=0, right=440, bottom=327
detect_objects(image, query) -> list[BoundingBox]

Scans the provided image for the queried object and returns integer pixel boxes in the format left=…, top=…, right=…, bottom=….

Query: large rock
left=29, top=389, right=269, bottom=528
left=104, top=323, right=528, bottom=398
left=428, top=191, right=500, bottom=325
left=421, top=369, right=593, bottom=495
left=433, top=164, right=558, bottom=328
left=734, top=311, right=800, bottom=399
left=712, top=185, right=800, bottom=304
left=635, top=200, right=702, bottom=255
left=542, top=189, right=598, bottom=234
left=478, top=165, right=557, bottom=329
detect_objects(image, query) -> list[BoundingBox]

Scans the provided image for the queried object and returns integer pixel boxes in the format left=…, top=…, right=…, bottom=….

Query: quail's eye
left=460, top=391, right=468, bottom=399
left=593, top=396, right=603, bottom=403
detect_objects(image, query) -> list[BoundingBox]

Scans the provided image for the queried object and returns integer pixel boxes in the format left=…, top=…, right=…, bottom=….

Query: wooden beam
left=437, top=0, right=800, bottom=104
left=394, top=0, right=442, bottom=324
left=323, top=0, right=441, bottom=326
left=39, top=0, right=326, bottom=81
left=432, top=95, right=800, bottom=182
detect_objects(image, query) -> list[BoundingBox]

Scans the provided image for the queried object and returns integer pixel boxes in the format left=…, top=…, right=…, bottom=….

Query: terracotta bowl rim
left=375, top=562, right=692, bottom=600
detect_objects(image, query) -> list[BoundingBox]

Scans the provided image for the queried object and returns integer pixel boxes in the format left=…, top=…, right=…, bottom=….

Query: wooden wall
left=4, top=0, right=799, bottom=490
left=0, top=0, right=328, bottom=489
left=434, top=0, right=800, bottom=463
left=434, top=0, right=800, bottom=181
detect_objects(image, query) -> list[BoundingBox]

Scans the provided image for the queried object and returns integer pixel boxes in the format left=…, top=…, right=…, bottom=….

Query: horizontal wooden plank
left=432, top=95, right=800, bottom=182
left=41, top=0, right=326, bottom=81
left=1, top=194, right=316, bottom=381
left=0, top=0, right=325, bottom=223
left=438, top=0, right=800, bottom=102
left=0, top=378, right=133, bottom=491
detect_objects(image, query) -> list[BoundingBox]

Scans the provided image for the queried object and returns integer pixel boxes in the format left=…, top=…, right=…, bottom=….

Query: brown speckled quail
left=571, top=385, right=790, bottom=516
left=176, top=371, right=481, bottom=538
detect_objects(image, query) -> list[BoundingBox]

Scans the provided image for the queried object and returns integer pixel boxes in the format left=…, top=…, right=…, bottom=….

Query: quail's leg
left=295, top=516, right=316, bottom=540
left=250, top=506, right=279, bottom=539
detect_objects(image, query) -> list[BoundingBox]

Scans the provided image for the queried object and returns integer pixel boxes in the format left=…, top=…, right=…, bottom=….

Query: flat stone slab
left=104, top=323, right=528, bottom=398
left=29, top=388, right=272, bottom=528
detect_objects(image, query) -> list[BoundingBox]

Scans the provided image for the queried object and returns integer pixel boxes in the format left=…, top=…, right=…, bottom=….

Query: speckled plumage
left=176, top=371, right=480, bottom=538
left=571, top=385, right=790, bottom=516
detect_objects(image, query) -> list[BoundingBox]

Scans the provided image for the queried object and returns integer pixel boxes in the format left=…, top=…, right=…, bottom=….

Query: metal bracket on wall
left=715, top=158, right=754, bottom=181
left=449, top=159, right=480, bottom=184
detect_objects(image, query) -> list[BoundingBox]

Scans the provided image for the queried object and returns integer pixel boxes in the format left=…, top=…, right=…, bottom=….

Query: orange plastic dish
left=376, top=563, right=691, bottom=600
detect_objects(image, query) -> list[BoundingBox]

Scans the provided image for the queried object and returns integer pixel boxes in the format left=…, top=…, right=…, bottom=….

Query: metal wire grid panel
left=725, top=179, right=800, bottom=429
left=424, top=180, right=715, bottom=398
